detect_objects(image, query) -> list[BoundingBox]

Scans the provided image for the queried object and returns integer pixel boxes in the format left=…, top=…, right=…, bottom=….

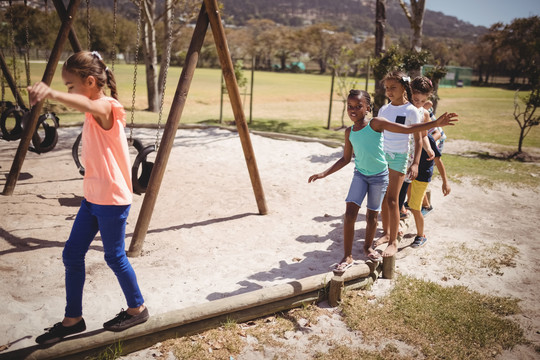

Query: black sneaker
left=35, top=319, right=86, bottom=345
left=103, top=307, right=149, bottom=332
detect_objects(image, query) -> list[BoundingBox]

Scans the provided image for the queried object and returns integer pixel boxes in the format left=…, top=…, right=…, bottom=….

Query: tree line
left=1, top=4, right=539, bottom=93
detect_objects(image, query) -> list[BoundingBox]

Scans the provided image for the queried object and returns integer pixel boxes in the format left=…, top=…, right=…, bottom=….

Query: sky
left=424, top=0, right=540, bottom=27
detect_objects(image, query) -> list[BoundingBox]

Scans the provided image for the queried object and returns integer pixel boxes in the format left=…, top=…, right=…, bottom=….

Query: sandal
left=367, top=252, right=383, bottom=262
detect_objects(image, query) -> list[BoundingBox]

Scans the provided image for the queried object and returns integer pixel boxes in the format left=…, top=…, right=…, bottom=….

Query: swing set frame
left=1, top=0, right=268, bottom=258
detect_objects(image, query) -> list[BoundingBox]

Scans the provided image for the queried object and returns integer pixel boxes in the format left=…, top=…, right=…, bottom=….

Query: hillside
left=219, top=0, right=486, bottom=40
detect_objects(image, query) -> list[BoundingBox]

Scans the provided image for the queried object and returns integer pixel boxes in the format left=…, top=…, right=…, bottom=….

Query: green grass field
left=6, top=62, right=540, bottom=187
left=17, top=62, right=539, bottom=148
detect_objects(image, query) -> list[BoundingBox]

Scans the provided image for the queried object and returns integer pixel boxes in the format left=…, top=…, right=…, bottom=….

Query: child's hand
left=442, top=181, right=451, bottom=196
left=436, top=112, right=458, bottom=127
left=308, top=173, right=325, bottom=183
left=407, top=163, right=418, bottom=181
left=27, top=82, right=53, bottom=106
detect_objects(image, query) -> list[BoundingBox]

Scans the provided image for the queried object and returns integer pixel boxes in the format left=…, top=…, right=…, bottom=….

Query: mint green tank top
left=349, top=121, right=388, bottom=176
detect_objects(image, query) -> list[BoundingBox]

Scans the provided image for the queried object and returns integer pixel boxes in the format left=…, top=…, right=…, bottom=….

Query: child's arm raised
left=371, top=112, right=458, bottom=134
left=28, top=82, right=112, bottom=129
left=309, top=127, right=354, bottom=183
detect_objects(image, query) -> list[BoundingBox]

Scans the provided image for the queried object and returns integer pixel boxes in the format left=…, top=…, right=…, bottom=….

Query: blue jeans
left=345, top=169, right=389, bottom=212
left=62, top=199, right=144, bottom=318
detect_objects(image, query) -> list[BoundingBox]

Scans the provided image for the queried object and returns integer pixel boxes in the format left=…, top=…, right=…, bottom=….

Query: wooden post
left=127, top=3, right=210, bottom=257
left=52, top=0, right=83, bottom=52
left=249, top=56, right=254, bottom=124
left=204, top=0, right=267, bottom=216
left=382, top=255, right=395, bottom=279
left=328, top=274, right=344, bottom=307
left=0, top=51, right=27, bottom=109
left=327, top=69, right=335, bottom=130
left=2, top=0, right=81, bottom=196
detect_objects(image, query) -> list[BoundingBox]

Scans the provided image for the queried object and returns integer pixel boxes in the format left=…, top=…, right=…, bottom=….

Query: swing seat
left=132, top=143, right=155, bottom=195
left=29, top=113, right=60, bottom=154
left=1, top=105, right=27, bottom=141
left=72, top=132, right=85, bottom=176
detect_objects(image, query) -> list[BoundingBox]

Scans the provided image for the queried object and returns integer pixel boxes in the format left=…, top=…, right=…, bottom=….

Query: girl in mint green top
left=309, top=90, right=457, bottom=272
left=349, top=120, right=387, bottom=176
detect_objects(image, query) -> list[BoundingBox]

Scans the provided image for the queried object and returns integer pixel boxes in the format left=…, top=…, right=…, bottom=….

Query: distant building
left=423, top=65, right=473, bottom=87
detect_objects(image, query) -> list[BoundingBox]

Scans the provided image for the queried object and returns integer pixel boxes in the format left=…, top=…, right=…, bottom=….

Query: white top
left=379, top=102, right=422, bottom=153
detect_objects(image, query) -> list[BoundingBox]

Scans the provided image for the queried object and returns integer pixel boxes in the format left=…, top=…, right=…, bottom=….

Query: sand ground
left=0, top=127, right=538, bottom=358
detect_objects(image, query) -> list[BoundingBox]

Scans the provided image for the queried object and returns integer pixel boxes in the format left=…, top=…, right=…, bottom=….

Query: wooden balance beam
left=0, top=262, right=380, bottom=360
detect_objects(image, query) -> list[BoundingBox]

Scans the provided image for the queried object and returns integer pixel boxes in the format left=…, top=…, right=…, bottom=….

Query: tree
left=373, top=0, right=387, bottom=115
left=514, top=88, right=540, bottom=154
left=297, top=23, right=349, bottom=74
left=328, top=46, right=359, bottom=129
left=398, top=0, right=426, bottom=52
left=136, top=0, right=199, bottom=112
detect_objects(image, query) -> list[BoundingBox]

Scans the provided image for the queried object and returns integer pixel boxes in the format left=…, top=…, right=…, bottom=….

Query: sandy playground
left=0, top=126, right=539, bottom=358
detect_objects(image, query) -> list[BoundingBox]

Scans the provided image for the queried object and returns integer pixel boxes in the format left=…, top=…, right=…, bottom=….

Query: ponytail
left=105, top=68, right=119, bottom=100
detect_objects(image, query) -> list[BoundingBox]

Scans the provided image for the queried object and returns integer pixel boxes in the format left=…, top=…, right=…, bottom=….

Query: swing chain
left=24, top=0, right=31, bottom=87
left=86, top=0, right=91, bottom=50
left=155, top=3, right=174, bottom=150
left=8, top=0, right=21, bottom=107
left=111, top=0, right=118, bottom=72
left=129, top=0, right=144, bottom=143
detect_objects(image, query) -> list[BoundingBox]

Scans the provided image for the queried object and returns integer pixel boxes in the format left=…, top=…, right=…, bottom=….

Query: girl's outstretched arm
left=309, top=127, right=353, bottom=183
left=370, top=112, right=458, bottom=134
left=28, top=82, right=112, bottom=129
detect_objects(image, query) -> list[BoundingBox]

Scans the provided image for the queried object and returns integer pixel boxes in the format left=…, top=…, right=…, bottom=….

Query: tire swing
left=126, top=0, right=170, bottom=195
left=29, top=112, right=60, bottom=154
left=72, top=131, right=85, bottom=176
left=130, top=138, right=155, bottom=195
left=0, top=105, right=27, bottom=141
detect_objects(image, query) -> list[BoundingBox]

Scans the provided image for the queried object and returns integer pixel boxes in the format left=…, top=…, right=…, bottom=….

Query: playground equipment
left=0, top=2, right=60, bottom=154
left=2, top=0, right=268, bottom=259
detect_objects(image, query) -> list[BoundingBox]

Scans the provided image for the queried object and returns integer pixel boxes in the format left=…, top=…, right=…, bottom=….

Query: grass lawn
left=6, top=61, right=540, bottom=188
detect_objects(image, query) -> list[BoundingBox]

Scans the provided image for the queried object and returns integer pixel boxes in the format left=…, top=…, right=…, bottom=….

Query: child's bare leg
left=422, top=194, right=430, bottom=208
left=411, top=208, right=424, bottom=237
left=383, top=169, right=405, bottom=257
left=341, top=202, right=360, bottom=264
left=364, top=209, right=381, bottom=257
left=375, top=196, right=390, bottom=246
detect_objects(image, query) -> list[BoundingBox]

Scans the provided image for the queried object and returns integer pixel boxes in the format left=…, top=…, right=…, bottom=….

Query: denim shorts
left=385, top=152, right=408, bottom=174
left=345, top=169, right=389, bottom=211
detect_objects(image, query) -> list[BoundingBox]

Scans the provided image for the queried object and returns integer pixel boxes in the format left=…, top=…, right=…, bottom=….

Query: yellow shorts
left=408, top=179, right=429, bottom=211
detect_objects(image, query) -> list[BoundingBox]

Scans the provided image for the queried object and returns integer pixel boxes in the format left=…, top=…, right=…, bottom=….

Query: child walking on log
left=28, top=51, right=149, bottom=345
left=403, top=76, right=451, bottom=247
left=375, top=70, right=425, bottom=257
left=308, top=89, right=457, bottom=272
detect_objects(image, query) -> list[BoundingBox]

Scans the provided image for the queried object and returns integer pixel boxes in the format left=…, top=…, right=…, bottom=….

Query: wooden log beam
left=2, top=0, right=81, bottom=196
left=204, top=0, right=268, bottom=215
left=0, top=264, right=374, bottom=359
left=0, top=51, right=27, bottom=109
left=52, top=0, right=83, bottom=52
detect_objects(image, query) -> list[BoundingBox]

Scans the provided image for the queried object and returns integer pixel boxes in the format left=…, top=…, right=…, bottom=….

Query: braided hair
left=348, top=89, right=372, bottom=112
